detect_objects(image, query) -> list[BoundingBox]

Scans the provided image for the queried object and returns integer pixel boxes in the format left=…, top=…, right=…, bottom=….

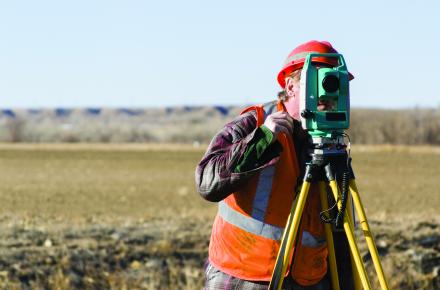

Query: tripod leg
left=318, top=182, right=340, bottom=290
left=349, top=180, right=390, bottom=290
left=346, top=195, right=363, bottom=290
left=269, top=181, right=311, bottom=290
left=328, top=180, right=373, bottom=290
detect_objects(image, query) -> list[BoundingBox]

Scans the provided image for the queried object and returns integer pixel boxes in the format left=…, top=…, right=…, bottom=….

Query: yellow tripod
left=269, top=138, right=390, bottom=290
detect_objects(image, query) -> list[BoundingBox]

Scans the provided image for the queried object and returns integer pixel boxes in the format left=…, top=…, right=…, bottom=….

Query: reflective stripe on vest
left=219, top=200, right=284, bottom=241
left=301, top=231, right=326, bottom=247
left=251, top=166, right=275, bottom=221
left=249, top=103, right=278, bottom=221
left=219, top=201, right=326, bottom=247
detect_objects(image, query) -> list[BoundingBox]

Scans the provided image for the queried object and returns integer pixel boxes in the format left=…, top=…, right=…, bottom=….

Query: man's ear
left=285, top=78, right=295, bottom=98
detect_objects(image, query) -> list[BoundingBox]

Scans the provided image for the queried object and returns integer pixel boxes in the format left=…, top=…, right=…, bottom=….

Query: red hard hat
left=277, top=40, right=354, bottom=88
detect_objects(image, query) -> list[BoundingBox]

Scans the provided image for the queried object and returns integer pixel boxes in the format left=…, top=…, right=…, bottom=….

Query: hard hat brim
left=277, top=61, right=355, bottom=88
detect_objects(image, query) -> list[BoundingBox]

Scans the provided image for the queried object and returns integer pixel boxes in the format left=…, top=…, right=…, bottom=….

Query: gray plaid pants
left=204, top=262, right=330, bottom=290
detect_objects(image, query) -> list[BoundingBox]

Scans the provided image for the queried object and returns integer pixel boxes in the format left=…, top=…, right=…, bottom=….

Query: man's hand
left=263, top=111, right=294, bottom=141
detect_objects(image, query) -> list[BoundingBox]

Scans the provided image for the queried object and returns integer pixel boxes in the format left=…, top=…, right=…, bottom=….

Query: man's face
left=284, top=74, right=301, bottom=120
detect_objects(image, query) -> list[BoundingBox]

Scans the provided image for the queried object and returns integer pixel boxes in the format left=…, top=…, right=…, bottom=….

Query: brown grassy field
left=0, top=144, right=439, bottom=289
left=1, top=143, right=438, bottom=220
left=0, top=143, right=212, bottom=222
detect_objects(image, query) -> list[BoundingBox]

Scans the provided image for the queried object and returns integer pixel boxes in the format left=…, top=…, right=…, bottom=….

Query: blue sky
left=0, top=0, right=439, bottom=108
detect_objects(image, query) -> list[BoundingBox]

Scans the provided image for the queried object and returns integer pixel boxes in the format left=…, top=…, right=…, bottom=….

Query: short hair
left=287, top=69, right=302, bottom=83
left=277, top=90, right=286, bottom=101
left=278, top=69, right=302, bottom=101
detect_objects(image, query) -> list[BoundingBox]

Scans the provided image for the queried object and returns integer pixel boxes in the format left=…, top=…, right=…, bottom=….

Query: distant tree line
left=0, top=107, right=439, bottom=145
left=348, top=108, right=440, bottom=145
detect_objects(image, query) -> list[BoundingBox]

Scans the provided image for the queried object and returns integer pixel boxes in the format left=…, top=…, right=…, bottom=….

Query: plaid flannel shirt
left=195, top=109, right=284, bottom=202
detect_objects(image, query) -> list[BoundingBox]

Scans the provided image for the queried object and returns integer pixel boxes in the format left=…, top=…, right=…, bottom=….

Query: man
left=195, top=40, right=354, bottom=290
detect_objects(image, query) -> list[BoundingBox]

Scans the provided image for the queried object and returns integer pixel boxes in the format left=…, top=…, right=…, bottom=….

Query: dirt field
left=0, top=144, right=439, bottom=289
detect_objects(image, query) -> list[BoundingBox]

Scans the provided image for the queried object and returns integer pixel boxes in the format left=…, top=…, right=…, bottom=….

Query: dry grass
left=353, top=144, right=440, bottom=154
left=0, top=142, right=202, bottom=152
left=0, top=143, right=438, bottom=222
left=349, top=146, right=440, bottom=219
left=0, top=143, right=213, bottom=224
left=0, top=144, right=439, bottom=289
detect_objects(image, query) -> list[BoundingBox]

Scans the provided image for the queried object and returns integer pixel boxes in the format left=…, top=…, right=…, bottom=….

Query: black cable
left=335, top=171, right=350, bottom=228
left=320, top=199, right=339, bottom=224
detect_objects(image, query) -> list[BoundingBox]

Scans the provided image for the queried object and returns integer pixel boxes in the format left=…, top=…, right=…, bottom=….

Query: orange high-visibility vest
left=208, top=101, right=328, bottom=285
